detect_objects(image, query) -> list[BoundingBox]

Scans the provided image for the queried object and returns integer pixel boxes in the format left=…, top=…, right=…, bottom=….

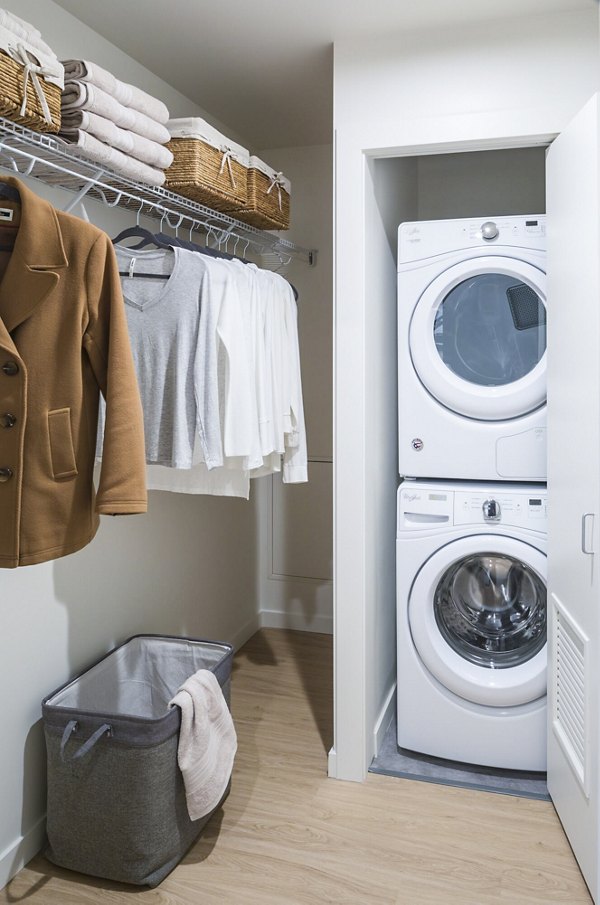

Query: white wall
left=0, top=0, right=260, bottom=890
left=254, top=144, right=333, bottom=634
left=332, top=9, right=599, bottom=781
left=13, top=0, right=246, bottom=140
left=364, top=157, right=418, bottom=761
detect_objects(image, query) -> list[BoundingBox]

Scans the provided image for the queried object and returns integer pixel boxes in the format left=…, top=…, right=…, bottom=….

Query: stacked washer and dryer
left=396, top=215, right=548, bottom=772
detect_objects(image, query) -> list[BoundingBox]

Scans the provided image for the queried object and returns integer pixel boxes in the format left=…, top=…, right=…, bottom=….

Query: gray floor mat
left=369, top=714, right=549, bottom=801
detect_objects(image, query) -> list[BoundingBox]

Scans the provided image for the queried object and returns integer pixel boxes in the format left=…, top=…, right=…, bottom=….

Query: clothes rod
left=0, top=116, right=318, bottom=267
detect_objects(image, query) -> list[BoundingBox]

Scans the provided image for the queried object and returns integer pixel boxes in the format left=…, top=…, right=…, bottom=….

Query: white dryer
left=398, top=216, right=546, bottom=481
left=396, top=480, right=547, bottom=771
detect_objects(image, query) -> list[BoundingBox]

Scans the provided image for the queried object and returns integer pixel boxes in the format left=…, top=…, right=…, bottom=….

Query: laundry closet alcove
left=0, top=0, right=332, bottom=890
left=332, top=11, right=600, bottom=896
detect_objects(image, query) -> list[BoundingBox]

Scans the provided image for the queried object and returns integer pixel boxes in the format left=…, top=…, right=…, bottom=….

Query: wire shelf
left=0, top=116, right=317, bottom=266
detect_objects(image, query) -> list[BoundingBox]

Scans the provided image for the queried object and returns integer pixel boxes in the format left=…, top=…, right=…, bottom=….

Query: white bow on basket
left=9, top=43, right=54, bottom=124
left=218, top=147, right=237, bottom=188
left=266, top=172, right=286, bottom=210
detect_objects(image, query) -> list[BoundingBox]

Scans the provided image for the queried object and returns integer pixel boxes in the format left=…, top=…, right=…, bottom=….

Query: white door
left=410, top=257, right=547, bottom=420
left=547, top=92, right=600, bottom=902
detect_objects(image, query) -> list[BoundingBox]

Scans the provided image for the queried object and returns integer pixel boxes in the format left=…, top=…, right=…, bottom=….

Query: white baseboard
left=0, top=817, right=46, bottom=891
left=373, top=682, right=396, bottom=758
left=260, top=608, right=333, bottom=635
left=229, top=613, right=261, bottom=651
left=327, top=746, right=337, bottom=778
left=228, top=608, right=333, bottom=650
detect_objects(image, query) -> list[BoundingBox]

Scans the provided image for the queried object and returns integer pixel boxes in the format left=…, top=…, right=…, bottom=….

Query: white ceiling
left=55, top=0, right=594, bottom=149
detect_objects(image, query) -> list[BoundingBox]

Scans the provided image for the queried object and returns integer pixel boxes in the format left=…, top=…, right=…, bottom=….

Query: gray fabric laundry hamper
left=42, top=634, right=234, bottom=887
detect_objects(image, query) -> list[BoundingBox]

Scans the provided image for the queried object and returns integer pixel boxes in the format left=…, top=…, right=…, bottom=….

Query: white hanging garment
left=281, top=277, right=308, bottom=483
left=195, top=256, right=261, bottom=469
left=98, top=242, right=306, bottom=495
left=248, top=269, right=307, bottom=482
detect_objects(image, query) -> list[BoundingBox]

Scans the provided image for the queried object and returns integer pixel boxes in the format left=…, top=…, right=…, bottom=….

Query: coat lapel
left=0, top=176, right=68, bottom=335
left=0, top=317, right=17, bottom=357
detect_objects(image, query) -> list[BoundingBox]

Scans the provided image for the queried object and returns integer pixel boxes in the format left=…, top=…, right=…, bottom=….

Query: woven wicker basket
left=226, top=156, right=291, bottom=230
left=165, top=118, right=249, bottom=212
left=0, top=49, right=61, bottom=133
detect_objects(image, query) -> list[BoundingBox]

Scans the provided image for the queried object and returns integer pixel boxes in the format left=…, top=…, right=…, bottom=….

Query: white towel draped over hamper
left=169, top=669, right=237, bottom=821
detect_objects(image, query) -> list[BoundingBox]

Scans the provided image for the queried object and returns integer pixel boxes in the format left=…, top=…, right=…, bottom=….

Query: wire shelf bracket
left=0, top=116, right=317, bottom=267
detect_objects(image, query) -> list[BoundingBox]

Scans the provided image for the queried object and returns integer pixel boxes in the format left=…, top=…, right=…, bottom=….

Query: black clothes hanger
left=113, top=223, right=299, bottom=300
left=112, top=225, right=174, bottom=250
left=0, top=184, right=21, bottom=203
left=118, top=271, right=171, bottom=281
left=113, top=225, right=174, bottom=280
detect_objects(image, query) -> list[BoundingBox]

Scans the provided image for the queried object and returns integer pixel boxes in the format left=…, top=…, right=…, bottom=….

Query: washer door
left=409, top=535, right=547, bottom=707
left=410, top=256, right=546, bottom=421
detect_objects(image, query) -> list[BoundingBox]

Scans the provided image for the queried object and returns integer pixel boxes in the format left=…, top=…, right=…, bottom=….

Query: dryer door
left=410, top=256, right=546, bottom=421
left=409, top=534, right=547, bottom=707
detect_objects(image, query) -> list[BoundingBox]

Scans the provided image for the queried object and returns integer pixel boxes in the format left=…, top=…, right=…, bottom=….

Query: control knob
left=482, top=499, right=501, bottom=521
left=481, top=221, right=499, bottom=240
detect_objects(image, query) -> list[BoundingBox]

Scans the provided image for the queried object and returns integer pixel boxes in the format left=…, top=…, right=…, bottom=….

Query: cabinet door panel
left=547, top=92, right=600, bottom=902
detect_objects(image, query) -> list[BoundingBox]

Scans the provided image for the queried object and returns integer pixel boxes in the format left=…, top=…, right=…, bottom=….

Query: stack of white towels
left=59, top=59, right=173, bottom=187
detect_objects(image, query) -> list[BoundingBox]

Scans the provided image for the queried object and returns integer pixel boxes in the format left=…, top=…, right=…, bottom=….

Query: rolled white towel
left=60, top=109, right=173, bottom=170
left=62, top=80, right=171, bottom=146
left=60, top=129, right=166, bottom=187
left=0, top=9, right=57, bottom=60
left=62, top=59, right=169, bottom=125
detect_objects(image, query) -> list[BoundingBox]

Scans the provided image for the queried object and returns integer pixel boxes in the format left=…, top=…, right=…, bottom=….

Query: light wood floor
left=1, top=629, right=592, bottom=904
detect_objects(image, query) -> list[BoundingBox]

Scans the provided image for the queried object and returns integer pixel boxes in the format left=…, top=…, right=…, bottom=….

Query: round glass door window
left=433, top=553, right=546, bottom=669
left=433, top=274, right=546, bottom=387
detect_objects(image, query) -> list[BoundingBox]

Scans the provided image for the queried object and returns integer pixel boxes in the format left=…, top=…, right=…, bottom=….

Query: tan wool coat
left=0, top=176, right=147, bottom=568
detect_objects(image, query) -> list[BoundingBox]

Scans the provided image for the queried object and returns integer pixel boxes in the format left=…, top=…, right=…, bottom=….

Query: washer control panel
left=482, top=499, right=501, bottom=521
left=455, top=490, right=547, bottom=530
left=398, top=483, right=547, bottom=533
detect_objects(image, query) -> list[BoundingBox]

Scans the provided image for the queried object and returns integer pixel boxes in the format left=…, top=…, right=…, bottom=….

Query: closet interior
left=356, top=145, right=549, bottom=772
left=4, top=0, right=600, bottom=901
left=0, top=0, right=333, bottom=893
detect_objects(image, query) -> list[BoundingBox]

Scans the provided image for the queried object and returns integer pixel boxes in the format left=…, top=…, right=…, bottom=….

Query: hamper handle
left=60, top=720, right=112, bottom=761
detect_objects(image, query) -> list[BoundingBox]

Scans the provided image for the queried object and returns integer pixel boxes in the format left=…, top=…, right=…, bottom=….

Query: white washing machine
left=398, top=215, right=547, bottom=481
left=397, top=480, right=547, bottom=771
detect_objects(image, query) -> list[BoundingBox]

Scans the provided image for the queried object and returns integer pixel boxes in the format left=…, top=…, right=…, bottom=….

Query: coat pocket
left=48, top=408, right=78, bottom=479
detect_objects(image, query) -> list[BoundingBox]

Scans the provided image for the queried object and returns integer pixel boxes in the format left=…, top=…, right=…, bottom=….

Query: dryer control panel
left=398, top=482, right=547, bottom=534
left=398, top=214, right=547, bottom=264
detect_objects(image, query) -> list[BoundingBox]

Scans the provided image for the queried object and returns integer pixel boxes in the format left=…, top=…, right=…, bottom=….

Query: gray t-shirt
left=115, top=245, right=207, bottom=468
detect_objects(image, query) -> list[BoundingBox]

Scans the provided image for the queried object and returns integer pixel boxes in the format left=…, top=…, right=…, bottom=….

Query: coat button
left=0, top=413, right=16, bottom=429
left=0, top=467, right=13, bottom=482
left=2, top=361, right=18, bottom=376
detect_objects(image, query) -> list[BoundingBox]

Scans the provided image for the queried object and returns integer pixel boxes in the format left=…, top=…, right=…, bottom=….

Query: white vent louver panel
left=553, top=603, right=588, bottom=794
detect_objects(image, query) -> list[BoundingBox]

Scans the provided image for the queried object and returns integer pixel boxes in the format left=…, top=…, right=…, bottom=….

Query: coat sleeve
left=83, top=232, right=147, bottom=515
